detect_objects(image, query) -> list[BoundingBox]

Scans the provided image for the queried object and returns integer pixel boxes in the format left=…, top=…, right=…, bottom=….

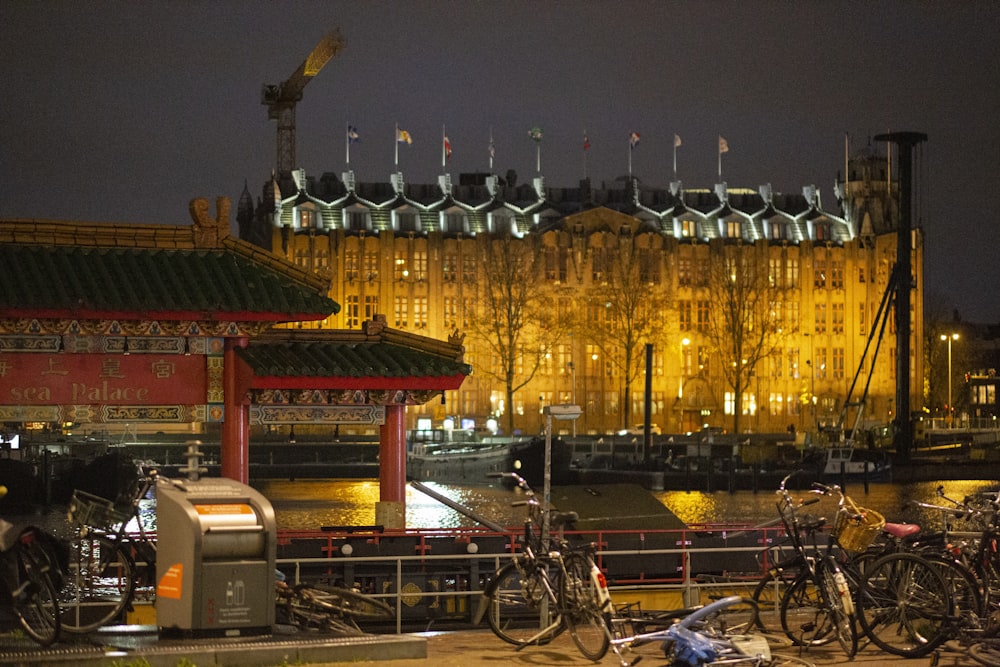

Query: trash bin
left=155, top=474, right=276, bottom=637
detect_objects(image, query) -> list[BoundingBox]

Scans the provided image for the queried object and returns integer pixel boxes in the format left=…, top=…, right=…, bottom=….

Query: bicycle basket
left=68, top=490, right=130, bottom=533
left=833, top=497, right=884, bottom=552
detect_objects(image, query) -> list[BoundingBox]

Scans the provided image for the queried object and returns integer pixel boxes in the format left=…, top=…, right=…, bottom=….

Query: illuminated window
left=462, top=255, right=476, bottom=283
left=299, top=207, right=317, bottom=229
left=696, top=300, right=710, bottom=332
left=680, top=219, right=697, bottom=238
left=363, top=295, right=378, bottom=321
left=345, top=295, right=360, bottom=328
left=364, top=252, right=379, bottom=280
left=443, top=253, right=457, bottom=282
left=443, top=296, right=457, bottom=329
left=830, top=260, right=844, bottom=289
left=413, top=296, right=427, bottom=329
left=832, top=348, right=844, bottom=380
left=413, top=250, right=427, bottom=281
left=679, top=300, right=692, bottom=331
left=787, top=258, right=799, bottom=288
left=814, top=258, right=827, bottom=288
left=815, top=348, right=827, bottom=380
left=725, top=220, right=741, bottom=238
left=815, top=303, right=827, bottom=334
left=831, top=302, right=844, bottom=334
left=770, top=221, right=787, bottom=240
left=462, top=297, right=474, bottom=328
left=394, top=296, right=408, bottom=328
left=678, top=258, right=692, bottom=287
left=394, top=251, right=408, bottom=281
left=344, top=251, right=358, bottom=281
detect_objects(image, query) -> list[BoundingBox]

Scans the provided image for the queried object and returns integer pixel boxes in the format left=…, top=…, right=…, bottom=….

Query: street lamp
left=941, top=332, right=960, bottom=427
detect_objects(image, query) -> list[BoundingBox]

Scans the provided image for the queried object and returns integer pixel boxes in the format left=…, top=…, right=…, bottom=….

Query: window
left=545, top=246, right=568, bottom=282
left=696, top=301, right=710, bottom=332
left=698, top=346, right=710, bottom=375
left=586, top=345, right=601, bottom=375
left=443, top=253, right=457, bottom=282
left=364, top=252, right=379, bottom=281
left=346, top=295, right=360, bottom=328
left=413, top=296, right=427, bottom=329
left=639, top=248, right=659, bottom=283
left=814, top=258, right=827, bottom=288
left=587, top=301, right=608, bottom=328
left=396, top=211, right=419, bottom=232
left=299, top=207, right=317, bottom=229
left=346, top=209, right=369, bottom=231
left=680, top=219, right=696, bottom=238
left=492, top=211, right=514, bottom=235
left=787, top=258, right=799, bottom=288
left=858, top=266, right=866, bottom=283
left=679, top=300, right=692, bottom=331
left=345, top=251, right=359, bottom=281
left=363, top=295, right=378, bottom=322
left=770, top=221, right=787, bottom=240
left=815, top=303, right=827, bottom=334
left=833, top=347, right=844, bottom=380
left=815, top=222, right=831, bottom=240
left=394, top=296, right=408, bottom=328
left=815, top=348, right=828, bottom=380
left=462, top=297, right=474, bottom=328
left=556, top=345, right=571, bottom=375
left=831, top=302, right=844, bottom=335
left=445, top=211, right=467, bottom=234
left=443, top=296, right=458, bottom=329
left=413, top=250, right=427, bottom=281
left=768, top=258, right=781, bottom=287
left=726, top=220, right=741, bottom=238
left=591, top=247, right=608, bottom=283
left=394, top=251, right=408, bottom=281
left=696, top=257, right=710, bottom=286
left=681, top=344, right=693, bottom=377
left=462, top=255, right=476, bottom=283
left=858, top=302, right=867, bottom=336
left=678, top=258, right=693, bottom=287
left=830, top=260, right=844, bottom=289
left=789, top=348, right=800, bottom=379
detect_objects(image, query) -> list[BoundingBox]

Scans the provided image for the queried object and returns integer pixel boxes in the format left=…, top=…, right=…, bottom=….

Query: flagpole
left=395, top=123, right=399, bottom=169
left=346, top=123, right=350, bottom=166
left=442, top=125, right=446, bottom=170
left=489, top=127, right=494, bottom=172
left=628, top=142, right=632, bottom=177
left=673, top=135, right=678, bottom=181
left=583, top=129, right=588, bottom=179
left=537, top=142, right=541, bottom=174
left=718, top=136, right=722, bottom=180
left=844, top=132, right=850, bottom=195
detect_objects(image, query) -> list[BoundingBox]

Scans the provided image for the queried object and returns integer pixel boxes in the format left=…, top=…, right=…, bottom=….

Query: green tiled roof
left=0, top=243, right=338, bottom=321
left=238, top=339, right=471, bottom=380
left=236, top=326, right=470, bottom=387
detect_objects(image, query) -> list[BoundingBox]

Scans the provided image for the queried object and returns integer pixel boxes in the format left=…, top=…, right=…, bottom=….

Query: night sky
left=2, top=1, right=998, bottom=322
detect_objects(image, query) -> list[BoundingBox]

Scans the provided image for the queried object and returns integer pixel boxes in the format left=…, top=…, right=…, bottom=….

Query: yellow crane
left=261, top=28, right=345, bottom=176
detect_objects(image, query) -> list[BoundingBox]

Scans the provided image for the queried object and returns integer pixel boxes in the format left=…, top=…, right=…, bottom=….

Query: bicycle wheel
left=59, top=535, right=135, bottom=633
left=11, top=545, right=61, bottom=646
left=304, top=583, right=393, bottom=621
left=970, top=638, right=1000, bottom=666
left=818, top=558, right=858, bottom=658
left=700, top=597, right=759, bottom=636
left=561, top=552, right=611, bottom=661
left=779, top=573, right=833, bottom=647
left=484, top=559, right=561, bottom=646
left=857, top=551, right=951, bottom=658
left=752, top=565, right=800, bottom=634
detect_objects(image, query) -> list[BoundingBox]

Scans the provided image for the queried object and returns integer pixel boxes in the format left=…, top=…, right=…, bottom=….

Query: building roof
left=0, top=204, right=338, bottom=322
left=236, top=318, right=471, bottom=391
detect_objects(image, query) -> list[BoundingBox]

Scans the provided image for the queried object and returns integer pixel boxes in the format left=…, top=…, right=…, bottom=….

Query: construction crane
left=261, top=28, right=345, bottom=177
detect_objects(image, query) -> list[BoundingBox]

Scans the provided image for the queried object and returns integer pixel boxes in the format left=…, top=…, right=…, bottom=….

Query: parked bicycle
left=275, top=576, right=393, bottom=636
left=0, top=485, right=63, bottom=646
left=59, top=466, right=159, bottom=632
left=612, top=594, right=814, bottom=667
left=475, top=471, right=614, bottom=661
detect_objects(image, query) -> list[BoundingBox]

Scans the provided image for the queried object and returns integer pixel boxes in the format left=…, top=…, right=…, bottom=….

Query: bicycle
left=475, top=471, right=614, bottom=661
left=612, top=595, right=815, bottom=667
left=59, top=466, right=159, bottom=633
left=0, top=485, right=62, bottom=646
left=275, top=577, right=393, bottom=636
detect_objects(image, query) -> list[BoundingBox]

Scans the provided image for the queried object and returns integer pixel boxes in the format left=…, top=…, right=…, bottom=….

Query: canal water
left=6, top=478, right=1000, bottom=535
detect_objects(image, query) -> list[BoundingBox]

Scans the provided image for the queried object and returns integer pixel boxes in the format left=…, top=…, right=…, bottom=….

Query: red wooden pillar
left=221, top=336, right=250, bottom=483
left=376, top=404, right=407, bottom=528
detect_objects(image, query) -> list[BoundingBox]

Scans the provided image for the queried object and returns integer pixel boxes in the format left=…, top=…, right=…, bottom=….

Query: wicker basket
left=833, top=497, right=885, bottom=553
left=68, top=490, right=130, bottom=533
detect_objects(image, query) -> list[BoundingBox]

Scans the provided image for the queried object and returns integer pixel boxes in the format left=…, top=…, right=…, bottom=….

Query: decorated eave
left=0, top=198, right=339, bottom=335
left=236, top=316, right=471, bottom=404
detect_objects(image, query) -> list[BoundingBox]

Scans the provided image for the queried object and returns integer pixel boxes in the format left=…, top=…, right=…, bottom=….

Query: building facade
left=239, top=147, right=923, bottom=439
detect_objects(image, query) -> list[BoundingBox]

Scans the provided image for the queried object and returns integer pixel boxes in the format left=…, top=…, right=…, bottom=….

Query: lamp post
left=941, top=333, right=959, bottom=427
left=678, top=338, right=690, bottom=432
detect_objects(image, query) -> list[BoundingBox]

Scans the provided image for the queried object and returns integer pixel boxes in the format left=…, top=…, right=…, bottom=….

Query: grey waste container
left=155, top=475, right=276, bottom=637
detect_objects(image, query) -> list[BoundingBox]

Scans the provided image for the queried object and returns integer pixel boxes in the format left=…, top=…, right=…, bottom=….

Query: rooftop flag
left=397, top=128, right=413, bottom=144
left=444, top=135, right=452, bottom=159
left=529, top=126, right=543, bottom=142
left=719, top=136, right=729, bottom=154
left=629, top=131, right=641, bottom=148
left=347, top=126, right=360, bottom=143
left=583, top=132, right=591, bottom=151
left=674, top=133, right=682, bottom=147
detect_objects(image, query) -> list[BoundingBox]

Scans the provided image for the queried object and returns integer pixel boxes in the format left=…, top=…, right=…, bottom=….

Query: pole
left=541, top=411, right=552, bottom=548
left=947, top=337, right=953, bottom=427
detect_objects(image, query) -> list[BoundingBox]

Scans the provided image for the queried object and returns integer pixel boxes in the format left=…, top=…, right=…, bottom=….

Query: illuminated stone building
left=240, top=146, right=923, bottom=438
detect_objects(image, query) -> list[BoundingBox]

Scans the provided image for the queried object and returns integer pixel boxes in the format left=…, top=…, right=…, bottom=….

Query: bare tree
left=468, top=233, right=562, bottom=434
left=703, top=241, right=789, bottom=435
left=585, top=232, right=669, bottom=431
